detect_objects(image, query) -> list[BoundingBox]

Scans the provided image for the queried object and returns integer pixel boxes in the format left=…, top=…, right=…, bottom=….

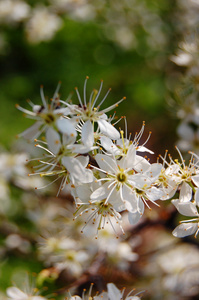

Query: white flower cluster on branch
left=7, top=281, right=144, bottom=300
left=17, top=77, right=199, bottom=239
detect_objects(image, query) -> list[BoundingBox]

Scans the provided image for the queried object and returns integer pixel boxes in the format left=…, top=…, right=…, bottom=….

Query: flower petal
left=172, top=222, right=198, bottom=238
left=19, top=121, right=43, bottom=140
left=134, top=155, right=151, bottom=173
left=172, top=199, right=199, bottom=217
left=107, top=283, right=122, bottom=300
left=97, top=119, right=120, bottom=139
left=100, top=136, right=120, bottom=155
left=81, top=120, right=94, bottom=147
left=179, top=182, right=192, bottom=202
left=7, top=287, right=27, bottom=300
left=62, top=157, right=93, bottom=183
left=95, top=154, right=117, bottom=173
left=56, top=118, right=77, bottom=143
left=46, top=127, right=61, bottom=154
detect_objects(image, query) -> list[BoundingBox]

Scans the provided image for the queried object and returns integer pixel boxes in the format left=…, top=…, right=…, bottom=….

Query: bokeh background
left=1, top=1, right=199, bottom=300
left=0, top=0, right=179, bottom=154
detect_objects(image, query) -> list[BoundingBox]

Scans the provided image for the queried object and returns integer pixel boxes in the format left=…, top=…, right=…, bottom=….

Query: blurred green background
left=0, top=0, right=179, bottom=158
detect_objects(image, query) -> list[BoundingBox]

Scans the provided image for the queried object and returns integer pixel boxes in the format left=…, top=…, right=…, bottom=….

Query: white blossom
left=16, top=83, right=69, bottom=140
left=7, top=286, right=47, bottom=300
left=62, top=77, right=126, bottom=140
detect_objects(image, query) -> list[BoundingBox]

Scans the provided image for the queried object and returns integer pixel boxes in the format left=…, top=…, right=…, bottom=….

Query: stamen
left=91, top=79, right=104, bottom=109
left=40, top=85, right=48, bottom=109
left=52, top=81, right=62, bottom=105
left=100, top=96, right=126, bottom=114
left=84, top=76, right=89, bottom=106
left=15, top=104, right=37, bottom=117
left=75, top=87, right=83, bottom=107
left=96, top=87, right=112, bottom=109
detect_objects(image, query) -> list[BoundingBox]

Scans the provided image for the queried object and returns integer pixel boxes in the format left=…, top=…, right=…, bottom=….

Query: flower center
left=43, top=112, right=56, bottom=124
left=117, top=171, right=127, bottom=183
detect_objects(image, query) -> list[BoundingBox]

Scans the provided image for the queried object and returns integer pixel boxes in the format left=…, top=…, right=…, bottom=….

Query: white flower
left=0, top=0, right=30, bottom=24
left=16, top=83, right=69, bottom=140
left=160, top=147, right=199, bottom=190
left=70, top=120, right=98, bottom=154
left=91, top=151, right=150, bottom=211
left=66, top=283, right=143, bottom=300
left=100, top=120, right=153, bottom=158
left=0, top=152, right=28, bottom=180
left=89, top=151, right=163, bottom=226
left=172, top=190, right=199, bottom=238
left=7, top=287, right=47, bottom=300
left=171, top=183, right=199, bottom=238
left=25, top=5, right=63, bottom=43
left=38, top=231, right=89, bottom=276
left=29, top=126, right=93, bottom=194
left=127, top=163, right=163, bottom=224
left=106, top=283, right=143, bottom=300
left=63, top=77, right=126, bottom=139
left=72, top=181, right=125, bottom=236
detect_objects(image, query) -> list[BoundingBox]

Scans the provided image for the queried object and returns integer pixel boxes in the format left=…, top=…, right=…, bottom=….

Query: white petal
left=100, top=136, right=120, bottom=155
left=128, top=198, right=144, bottom=224
left=56, top=118, right=77, bottom=142
left=130, top=174, right=151, bottom=189
left=195, top=188, right=199, bottom=207
left=76, top=155, right=89, bottom=168
left=94, top=292, right=108, bottom=300
left=134, top=155, right=151, bottom=173
left=70, top=296, right=82, bottom=300
left=33, top=105, right=42, bottom=113
left=95, top=154, right=117, bottom=173
left=179, top=182, right=192, bottom=202
left=7, top=287, right=27, bottom=300
left=137, top=145, right=154, bottom=154
left=192, top=175, right=199, bottom=187
left=90, top=183, right=109, bottom=201
left=116, top=138, right=129, bottom=148
left=108, top=189, right=125, bottom=211
left=53, top=107, right=71, bottom=115
left=62, top=157, right=93, bottom=183
left=76, top=185, right=91, bottom=202
left=172, top=199, right=199, bottom=217
left=97, top=119, right=120, bottom=139
left=122, top=185, right=138, bottom=212
left=146, top=163, right=162, bottom=180
left=107, top=283, right=122, bottom=300
left=172, top=223, right=198, bottom=238
left=146, top=186, right=163, bottom=201
left=46, top=127, right=60, bottom=154
left=125, top=144, right=136, bottom=169
left=19, top=121, right=43, bottom=140
left=160, top=180, right=177, bottom=200
left=71, top=144, right=97, bottom=154
left=128, top=210, right=142, bottom=225
left=81, top=120, right=94, bottom=147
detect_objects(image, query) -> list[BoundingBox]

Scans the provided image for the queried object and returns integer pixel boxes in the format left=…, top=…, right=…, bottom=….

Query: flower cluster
left=66, top=282, right=144, bottom=300
left=6, top=281, right=144, bottom=300
left=16, top=77, right=199, bottom=239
